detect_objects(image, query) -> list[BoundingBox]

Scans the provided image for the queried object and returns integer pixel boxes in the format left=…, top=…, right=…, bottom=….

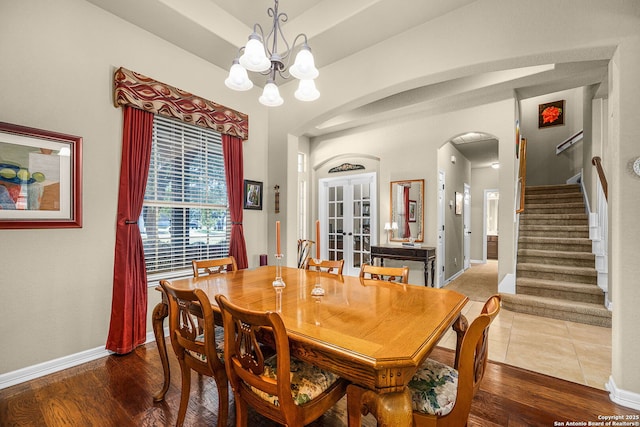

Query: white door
left=319, top=173, right=377, bottom=276
left=463, top=183, right=471, bottom=270
left=437, top=171, right=445, bottom=287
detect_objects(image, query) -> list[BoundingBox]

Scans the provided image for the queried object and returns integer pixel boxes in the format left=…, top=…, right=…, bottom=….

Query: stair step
left=520, top=213, right=588, bottom=226
left=525, top=193, right=583, bottom=203
left=500, top=293, right=611, bottom=327
left=516, top=278, right=604, bottom=304
left=517, top=262, right=597, bottom=284
left=525, top=184, right=581, bottom=195
left=517, top=249, right=595, bottom=267
left=519, top=225, right=589, bottom=238
left=518, top=236, right=592, bottom=252
left=524, top=202, right=585, bottom=214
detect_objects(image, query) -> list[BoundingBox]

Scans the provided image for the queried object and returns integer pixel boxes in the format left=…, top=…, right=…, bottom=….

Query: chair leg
left=215, top=378, right=229, bottom=427
left=234, top=394, right=249, bottom=427
left=346, top=384, right=366, bottom=426
left=176, top=362, right=191, bottom=427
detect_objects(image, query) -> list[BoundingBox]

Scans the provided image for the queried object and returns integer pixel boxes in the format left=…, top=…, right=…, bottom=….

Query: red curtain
left=403, top=186, right=411, bottom=238
left=106, top=106, right=154, bottom=354
left=222, top=134, right=249, bottom=269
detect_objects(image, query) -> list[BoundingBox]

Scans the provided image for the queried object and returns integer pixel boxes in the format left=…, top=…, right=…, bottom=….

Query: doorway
left=318, top=172, right=377, bottom=276
left=484, top=190, right=499, bottom=260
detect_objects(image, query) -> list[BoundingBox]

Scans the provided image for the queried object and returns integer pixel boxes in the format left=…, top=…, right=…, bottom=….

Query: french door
left=319, top=173, right=377, bottom=277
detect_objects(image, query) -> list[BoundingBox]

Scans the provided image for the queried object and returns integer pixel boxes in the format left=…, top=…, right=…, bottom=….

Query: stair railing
left=516, top=138, right=527, bottom=214
left=591, top=156, right=608, bottom=201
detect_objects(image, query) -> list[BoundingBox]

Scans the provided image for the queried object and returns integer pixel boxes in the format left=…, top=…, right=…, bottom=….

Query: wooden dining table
left=152, top=265, right=469, bottom=426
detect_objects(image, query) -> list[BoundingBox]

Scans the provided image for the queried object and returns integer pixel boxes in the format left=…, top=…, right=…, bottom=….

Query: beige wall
left=609, top=35, right=640, bottom=400
left=0, top=0, right=269, bottom=374
left=520, top=88, right=585, bottom=186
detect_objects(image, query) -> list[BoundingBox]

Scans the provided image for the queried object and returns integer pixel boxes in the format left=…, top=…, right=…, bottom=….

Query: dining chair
left=409, top=294, right=501, bottom=426
left=192, top=256, right=238, bottom=277
left=215, top=294, right=349, bottom=427
left=306, top=258, right=345, bottom=275
left=359, top=263, right=409, bottom=283
left=297, top=239, right=314, bottom=268
left=160, top=280, right=228, bottom=427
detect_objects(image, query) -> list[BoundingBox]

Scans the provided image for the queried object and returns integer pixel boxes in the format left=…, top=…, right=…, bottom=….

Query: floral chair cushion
left=408, top=358, right=458, bottom=416
left=250, top=355, right=340, bottom=406
left=185, top=326, right=225, bottom=363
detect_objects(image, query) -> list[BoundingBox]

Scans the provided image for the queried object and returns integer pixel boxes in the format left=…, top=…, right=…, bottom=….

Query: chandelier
left=224, top=0, right=320, bottom=107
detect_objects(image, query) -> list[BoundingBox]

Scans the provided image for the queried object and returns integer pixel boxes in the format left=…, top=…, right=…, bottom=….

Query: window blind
left=141, top=115, right=230, bottom=275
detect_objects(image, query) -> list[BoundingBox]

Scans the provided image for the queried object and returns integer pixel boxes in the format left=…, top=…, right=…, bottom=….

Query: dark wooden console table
left=370, top=244, right=436, bottom=287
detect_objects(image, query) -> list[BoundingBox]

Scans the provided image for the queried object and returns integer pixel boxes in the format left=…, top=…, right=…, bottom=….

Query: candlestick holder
left=310, top=258, right=325, bottom=296
left=272, top=254, right=286, bottom=288
left=275, top=288, right=283, bottom=312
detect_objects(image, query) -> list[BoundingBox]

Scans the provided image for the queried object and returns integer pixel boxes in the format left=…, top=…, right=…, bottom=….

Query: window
left=140, top=115, right=230, bottom=277
left=297, top=152, right=307, bottom=239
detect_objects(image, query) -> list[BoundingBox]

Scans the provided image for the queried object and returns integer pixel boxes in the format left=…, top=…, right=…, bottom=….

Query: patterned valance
left=114, top=67, right=248, bottom=140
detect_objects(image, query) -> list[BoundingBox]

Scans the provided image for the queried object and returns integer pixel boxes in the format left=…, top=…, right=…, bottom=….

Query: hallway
left=440, top=261, right=612, bottom=390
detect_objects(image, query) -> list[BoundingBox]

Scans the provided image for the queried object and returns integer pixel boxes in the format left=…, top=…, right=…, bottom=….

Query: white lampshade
left=391, top=222, right=399, bottom=230
left=384, top=222, right=392, bottom=231
left=224, top=61, right=253, bottom=91
left=258, top=81, right=284, bottom=107
left=294, top=79, right=320, bottom=102
left=289, top=46, right=319, bottom=80
left=239, top=34, right=271, bottom=72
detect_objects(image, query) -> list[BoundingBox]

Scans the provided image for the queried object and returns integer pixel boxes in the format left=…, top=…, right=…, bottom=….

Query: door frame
left=318, top=172, right=377, bottom=276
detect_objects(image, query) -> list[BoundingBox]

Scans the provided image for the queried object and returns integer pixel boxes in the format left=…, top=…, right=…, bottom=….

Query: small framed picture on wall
left=243, top=180, right=263, bottom=210
left=538, top=100, right=565, bottom=128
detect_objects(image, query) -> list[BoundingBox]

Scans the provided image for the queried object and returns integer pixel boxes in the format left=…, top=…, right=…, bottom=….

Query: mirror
left=390, top=179, right=424, bottom=242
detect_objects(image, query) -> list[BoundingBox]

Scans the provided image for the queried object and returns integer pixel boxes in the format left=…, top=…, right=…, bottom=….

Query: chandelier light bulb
left=239, top=34, right=270, bottom=72
left=289, top=46, right=319, bottom=80
left=224, top=60, right=253, bottom=91
left=294, top=79, right=320, bottom=102
left=259, top=81, right=284, bottom=107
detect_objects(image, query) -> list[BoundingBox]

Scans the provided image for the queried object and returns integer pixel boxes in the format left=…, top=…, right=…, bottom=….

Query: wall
left=0, top=0, right=269, bottom=374
left=438, top=143, right=471, bottom=280
left=609, top=35, right=640, bottom=405
left=520, top=88, right=584, bottom=185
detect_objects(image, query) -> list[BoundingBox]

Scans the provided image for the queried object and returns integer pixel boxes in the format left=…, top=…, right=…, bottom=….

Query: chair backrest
left=306, top=258, right=344, bottom=275
left=451, top=294, right=501, bottom=422
left=159, top=280, right=224, bottom=374
left=192, top=256, right=238, bottom=277
left=297, top=239, right=314, bottom=268
left=215, top=294, right=302, bottom=425
left=359, top=263, right=409, bottom=283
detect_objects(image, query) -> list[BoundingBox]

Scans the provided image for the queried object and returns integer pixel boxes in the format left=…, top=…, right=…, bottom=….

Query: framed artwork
left=538, top=100, right=565, bottom=128
left=408, top=200, right=417, bottom=222
left=243, top=179, right=263, bottom=210
left=455, top=192, right=463, bottom=215
left=0, top=122, right=82, bottom=229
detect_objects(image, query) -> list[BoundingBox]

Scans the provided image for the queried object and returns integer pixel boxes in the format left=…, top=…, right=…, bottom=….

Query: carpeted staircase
left=501, top=184, right=611, bottom=327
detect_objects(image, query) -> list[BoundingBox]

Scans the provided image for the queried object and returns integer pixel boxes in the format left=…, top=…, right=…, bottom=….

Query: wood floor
left=1, top=340, right=638, bottom=427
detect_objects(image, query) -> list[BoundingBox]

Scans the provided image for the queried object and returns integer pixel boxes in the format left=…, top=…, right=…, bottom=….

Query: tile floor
left=438, top=300, right=612, bottom=390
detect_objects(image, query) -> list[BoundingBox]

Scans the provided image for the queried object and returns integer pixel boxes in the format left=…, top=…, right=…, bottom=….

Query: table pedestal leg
left=152, top=301, right=170, bottom=402
left=347, top=384, right=413, bottom=427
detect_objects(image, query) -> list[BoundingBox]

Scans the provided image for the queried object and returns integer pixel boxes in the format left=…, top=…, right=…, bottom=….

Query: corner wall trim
left=0, top=330, right=166, bottom=390
left=606, top=376, right=640, bottom=411
left=498, top=273, right=516, bottom=294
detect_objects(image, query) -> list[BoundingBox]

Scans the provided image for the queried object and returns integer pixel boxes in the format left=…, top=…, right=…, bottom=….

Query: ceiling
left=85, top=0, right=609, bottom=167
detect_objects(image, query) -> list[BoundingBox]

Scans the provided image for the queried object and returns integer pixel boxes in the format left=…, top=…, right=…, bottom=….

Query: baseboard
left=606, top=376, right=640, bottom=411
left=0, top=329, right=166, bottom=390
